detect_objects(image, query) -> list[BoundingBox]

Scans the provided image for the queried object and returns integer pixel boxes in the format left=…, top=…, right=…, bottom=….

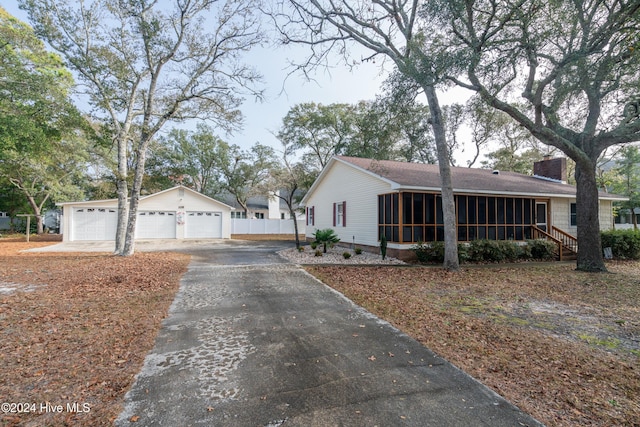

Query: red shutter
left=333, top=202, right=336, bottom=226
left=306, top=207, right=309, bottom=226
left=311, top=206, right=315, bottom=226
left=342, top=201, right=346, bottom=227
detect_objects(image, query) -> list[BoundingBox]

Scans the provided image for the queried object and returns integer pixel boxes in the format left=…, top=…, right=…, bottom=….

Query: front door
left=535, top=202, right=548, bottom=232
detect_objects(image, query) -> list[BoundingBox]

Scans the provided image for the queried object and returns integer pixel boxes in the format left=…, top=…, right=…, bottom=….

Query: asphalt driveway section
left=116, top=246, right=543, bottom=427
left=170, top=240, right=292, bottom=266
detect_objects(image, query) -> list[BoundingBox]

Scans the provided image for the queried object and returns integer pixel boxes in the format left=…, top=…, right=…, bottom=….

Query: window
left=231, top=211, right=247, bottom=219
left=254, top=212, right=265, bottom=219
left=307, top=206, right=315, bottom=226
left=570, top=203, right=577, bottom=226
left=333, top=201, right=346, bottom=227
left=336, top=203, right=344, bottom=225
left=281, top=212, right=286, bottom=220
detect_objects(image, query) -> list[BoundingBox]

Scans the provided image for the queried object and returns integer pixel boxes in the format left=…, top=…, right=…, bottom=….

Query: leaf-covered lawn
left=306, top=262, right=640, bottom=427
left=0, top=236, right=190, bottom=426
left=2, top=235, right=638, bottom=426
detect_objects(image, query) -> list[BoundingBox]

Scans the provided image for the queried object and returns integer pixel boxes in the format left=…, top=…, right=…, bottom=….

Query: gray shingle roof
left=336, top=156, right=626, bottom=200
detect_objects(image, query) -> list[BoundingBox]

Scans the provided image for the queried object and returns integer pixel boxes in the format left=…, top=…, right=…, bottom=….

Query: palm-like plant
left=313, top=228, right=340, bottom=253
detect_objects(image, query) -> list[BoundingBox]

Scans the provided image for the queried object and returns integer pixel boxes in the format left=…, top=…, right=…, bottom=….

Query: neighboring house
left=301, top=156, right=627, bottom=259
left=222, top=190, right=305, bottom=220
left=0, top=210, right=61, bottom=233
left=0, top=212, right=9, bottom=231
left=57, top=185, right=233, bottom=242
left=44, top=209, right=61, bottom=233
left=615, top=207, right=640, bottom=230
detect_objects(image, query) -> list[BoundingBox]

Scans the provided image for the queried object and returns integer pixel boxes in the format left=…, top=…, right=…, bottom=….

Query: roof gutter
left=392, top=185, right=628, bottom=201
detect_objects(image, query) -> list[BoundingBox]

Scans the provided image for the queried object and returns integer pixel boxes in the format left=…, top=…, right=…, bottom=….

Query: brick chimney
left=533, top=156, right=567, bottom=183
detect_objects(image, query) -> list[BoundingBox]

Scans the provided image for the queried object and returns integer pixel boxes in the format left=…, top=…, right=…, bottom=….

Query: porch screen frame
left=378, top=191, right=537, bottom=243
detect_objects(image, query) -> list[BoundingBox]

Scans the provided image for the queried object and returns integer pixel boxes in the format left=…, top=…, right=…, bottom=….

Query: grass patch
left=578, top=334, right=623, bottom=350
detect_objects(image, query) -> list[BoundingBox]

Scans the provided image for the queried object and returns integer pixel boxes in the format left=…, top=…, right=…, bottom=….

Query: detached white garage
left=58, top=186, right=233, bottom=242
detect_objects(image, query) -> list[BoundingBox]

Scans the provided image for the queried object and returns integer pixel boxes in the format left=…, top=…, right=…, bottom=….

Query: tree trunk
left=10, top=178, right=48, bottom=234
left=115, top=178, right=128, bottom=253
left=25, top=194, right=44, bottom=234
left=575, top=161, right=606, bottom=272
left=422, top=84, right=459, bottom=271
left=122, top=146, right=150, bottom=256
left=122, top=191, right=139, bottom=256
left=290, top=204, right=300, bottom=249
left=114, top=136, right=128, bottom=254
left=237, top=200, right=249, bottom=219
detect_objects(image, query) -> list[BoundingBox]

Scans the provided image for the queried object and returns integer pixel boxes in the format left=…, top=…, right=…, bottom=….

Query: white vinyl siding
left=599, top=200, right=614, bottom=231
left=305, top=161, right=391, bottom=247
left=550, top=198, right=614, bottom=236
left=550, top=199, right=572, bottom=232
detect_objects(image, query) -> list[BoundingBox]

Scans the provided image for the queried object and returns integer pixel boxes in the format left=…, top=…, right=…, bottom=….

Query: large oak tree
left=22, top=0, right=264, bottom=255
left=272, top=0, right=460, bottom=269
left=437, top=0, right=640, bottom=271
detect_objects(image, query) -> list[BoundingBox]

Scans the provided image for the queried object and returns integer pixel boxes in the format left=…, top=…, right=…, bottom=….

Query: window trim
left=333, top=201, right=346, bottom=227
left=307, top=206, right=315, bottom=226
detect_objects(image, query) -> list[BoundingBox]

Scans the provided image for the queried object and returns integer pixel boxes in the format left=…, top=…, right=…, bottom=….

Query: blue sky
left=3, top=1, right=477, bottom=163
left=3, top=2, right=389, bottom=151
left=223, top=43, right=389, bottom=154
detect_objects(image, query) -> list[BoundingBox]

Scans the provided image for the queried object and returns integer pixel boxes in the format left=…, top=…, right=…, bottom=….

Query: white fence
left=231, top=219, right=306, bottom=235
left=615, top=224, right=637, bottom=230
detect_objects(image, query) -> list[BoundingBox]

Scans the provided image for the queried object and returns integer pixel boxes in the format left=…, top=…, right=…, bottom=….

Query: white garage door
left=185, top=211, right=222, bottom=238
left=73, top=207, right=117, bottom=241
left=136, top=211, right=176, bottom=239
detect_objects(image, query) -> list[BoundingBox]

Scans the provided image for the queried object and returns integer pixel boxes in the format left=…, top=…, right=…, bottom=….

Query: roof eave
left=56, top=185, right=236, bottom=209
left=393, top=185, right=624, bottom=200
left=301, top=156, right=399, bottom=206
left=394, top=185, right=576, bottom=199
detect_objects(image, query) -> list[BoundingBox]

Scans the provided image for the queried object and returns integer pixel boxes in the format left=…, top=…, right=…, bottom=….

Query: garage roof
left=57, top=185, right=235, bottom=209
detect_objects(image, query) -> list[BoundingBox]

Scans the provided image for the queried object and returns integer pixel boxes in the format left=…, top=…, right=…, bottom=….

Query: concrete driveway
left=112, top=241, right=543, bottom=426
left=26, top=238, right=266, bottom=254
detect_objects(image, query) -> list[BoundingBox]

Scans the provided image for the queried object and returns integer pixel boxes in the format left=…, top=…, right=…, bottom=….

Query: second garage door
left=73, top=207, right=117, bottom=241
left=136, top=211, right=176, bottom=239
left=185, top=211, right=222, bottom=238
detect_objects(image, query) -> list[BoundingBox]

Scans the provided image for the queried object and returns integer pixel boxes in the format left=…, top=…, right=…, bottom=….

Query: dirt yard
left=307, top=263, right=640, bottom=427
left=0, top=235, right=190, bottom=426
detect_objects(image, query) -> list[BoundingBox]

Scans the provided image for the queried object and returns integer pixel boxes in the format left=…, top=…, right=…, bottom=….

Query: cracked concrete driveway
left=115, top=240, right=543, bottom=427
